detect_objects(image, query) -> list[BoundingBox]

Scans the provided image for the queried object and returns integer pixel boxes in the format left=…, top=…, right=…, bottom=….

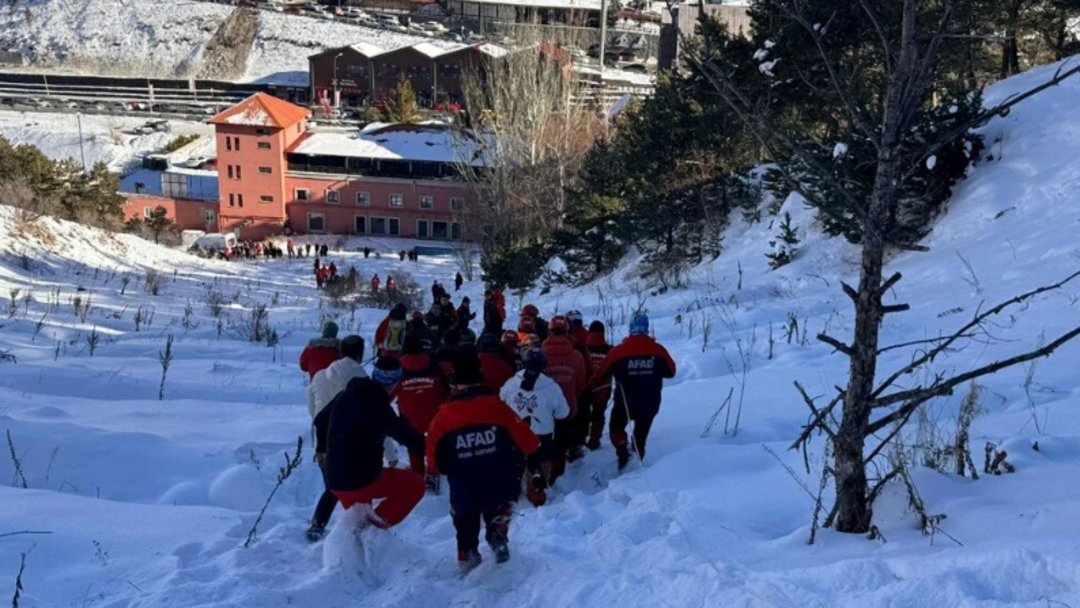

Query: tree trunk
left=1000, top=0, right=1024, bottom=79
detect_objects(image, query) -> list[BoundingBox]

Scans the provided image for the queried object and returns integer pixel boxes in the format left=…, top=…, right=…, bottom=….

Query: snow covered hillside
left=0, top=0, right=453, bottom=84
left=3, top=60, right=1080, bottom=607
left=0, top=110, right=212, bottom=170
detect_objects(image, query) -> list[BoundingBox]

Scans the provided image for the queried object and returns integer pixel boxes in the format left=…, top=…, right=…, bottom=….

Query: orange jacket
left=541, top=336, right=587, bottom=416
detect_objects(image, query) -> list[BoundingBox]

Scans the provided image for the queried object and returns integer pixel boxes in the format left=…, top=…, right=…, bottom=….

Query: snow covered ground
left=2, top=61, right=1080, bottom=607
left=0, top=0, right=457, bottom=85
left=0, top=109, right=212, bottom=170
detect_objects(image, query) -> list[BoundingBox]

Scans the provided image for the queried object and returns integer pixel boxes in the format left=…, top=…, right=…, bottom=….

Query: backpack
left=383, top=320, right=407, bottom=352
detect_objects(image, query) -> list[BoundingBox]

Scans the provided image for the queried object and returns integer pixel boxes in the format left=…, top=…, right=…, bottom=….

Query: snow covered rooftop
left=411, top=41, right=470, bottom=58
left=289, top=122, right=484, bottom=165
left=209, top=93, right=310, bottom=128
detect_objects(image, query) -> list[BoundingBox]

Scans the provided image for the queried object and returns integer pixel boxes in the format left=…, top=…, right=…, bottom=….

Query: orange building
left=122, top=93, right=474, bottom=242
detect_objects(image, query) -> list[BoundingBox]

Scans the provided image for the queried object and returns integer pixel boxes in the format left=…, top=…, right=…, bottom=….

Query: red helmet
left=501, top=330, right=519, bottom=345
left=521, top=304, right=539, bottom=317
left=411, top=311, right=424, bottom=322
left=549, top=315, right=570, bottom=335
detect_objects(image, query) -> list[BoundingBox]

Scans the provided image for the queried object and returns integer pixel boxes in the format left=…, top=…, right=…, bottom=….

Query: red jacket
left=426, top=387, right=538, bottom=513
left=479, top=352, right=515, bottom=392
left=299, top=337, right=340, bottom=380
left=393, top=354, right=449, bottom=436
left=374, top=316, right=391, bottom=347
left=589, top=335, right=676, bottom=418
left=541, top=336, right=588, bottom=416
left=585, top=332, right=613, bottom=406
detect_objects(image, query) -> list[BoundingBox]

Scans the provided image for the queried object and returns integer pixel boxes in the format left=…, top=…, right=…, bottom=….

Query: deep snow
left=0, top=110, right=212, bottom=170
left=2, top=60, right=1080, bottom=607
left=0, top=0, right=454, bottom=85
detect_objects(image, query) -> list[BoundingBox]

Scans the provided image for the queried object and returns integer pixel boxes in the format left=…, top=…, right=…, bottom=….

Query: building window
left=356, top=191, right=371, bottom=206
left=308, top=213, right=325, bottom=232
left=419, top=195, right=434, bottom=210
left=236, top=166, right=242, bottom=179
left=259, top=166, right=272, bottom=174
left=433, top=220, right=448, bottom=240
left=354, top=216, right=366, bottom=234
left=143, top=206, right=153, bottom=219
left=388, top=217, right=400, bottom=236
left=237, top=194, right=244, bottom=207
left=451, top=222, right=461, bottom=240
left=417, top=219, right=429, bottom=239
left=201, top=209, right=216, bottom=223
left=226, top=137, right=232, bottom=151
left=296, top=188, right=308, bottom=201
left=228, top=193, right=235, bottom=207
left=389, top=193, right=403, bottom=207
left=370, top=217, right=386, bottom=235
left=450, top=197, right=464, bottom=211
left=227, top=165, right=233, bottom=179
left=260, top=195, right=273, bottom=203
left=234, top=137, right=240, bottom=151
left=326, top=189, right=340, bottom=204
left=258, top=142, right=271, bottom=150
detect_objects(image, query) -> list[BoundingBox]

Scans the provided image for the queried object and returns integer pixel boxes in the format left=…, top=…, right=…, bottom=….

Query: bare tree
left=684, top=0, right=1080, bottom=533
left=456, top=39, right=604, bottom=253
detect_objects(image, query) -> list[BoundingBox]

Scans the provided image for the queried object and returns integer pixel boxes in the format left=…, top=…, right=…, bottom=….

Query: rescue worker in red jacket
left=588, top=314, right=676, bottom=471
left=426, top=353, right=539, bottom=575
left=299, top=322, right=341, bottom=380
left=541, top=316, right=587, bottom=479
left=371, top=274, right=381, bottom=293
left=583, top=321, right=614, bottom=450
left=393, top=335, right=450, bottom=490
left=478, top=333, right=516, bottom=392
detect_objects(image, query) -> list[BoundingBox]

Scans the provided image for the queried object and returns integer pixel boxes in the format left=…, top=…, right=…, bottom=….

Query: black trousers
left=312, top=463, right=338, bottom=528
left=609, top=403, right=656, bottom=459
left=452, top=503, right=512, bottom=554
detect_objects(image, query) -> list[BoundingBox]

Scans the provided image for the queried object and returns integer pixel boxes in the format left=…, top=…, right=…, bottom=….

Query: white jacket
left=308, top=358, right=397, bottom=462
left=500, top=370, right=570, bottom=436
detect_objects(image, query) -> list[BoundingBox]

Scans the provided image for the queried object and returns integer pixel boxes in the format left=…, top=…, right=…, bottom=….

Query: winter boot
left=457, top=550, right=482, bottom=576
left=305, top=521, right=326, bottom=543
left=525, top=472, right=547, bottom=507
left=566, top=445, right=585, bottom=463
left=485, top=509, right=512, bottom=563
left=485, top=528, right=511, bottom=564
left=425, top=473, right=441, bottom=495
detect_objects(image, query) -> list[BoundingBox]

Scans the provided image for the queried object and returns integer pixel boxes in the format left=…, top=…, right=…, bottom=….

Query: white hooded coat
left=500, top=370, right=570, bottom=436
left=308, top=357, right=397, bottom=462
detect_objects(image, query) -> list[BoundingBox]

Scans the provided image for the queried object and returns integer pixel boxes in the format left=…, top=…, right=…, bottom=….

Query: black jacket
left=314, top=377, right=424, bottom=492
left=407, top=322, right=441, bottom=354
left=483, top=301, right=503, bottom=336
left=456, top=303, right=476, bottom=331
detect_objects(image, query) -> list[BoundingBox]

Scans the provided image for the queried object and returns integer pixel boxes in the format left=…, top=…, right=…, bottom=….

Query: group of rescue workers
left=300, top=281, right=675, bottom=575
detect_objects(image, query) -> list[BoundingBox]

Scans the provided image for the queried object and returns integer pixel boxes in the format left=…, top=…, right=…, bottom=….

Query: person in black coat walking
left=314, top=357, right=425, bottom=530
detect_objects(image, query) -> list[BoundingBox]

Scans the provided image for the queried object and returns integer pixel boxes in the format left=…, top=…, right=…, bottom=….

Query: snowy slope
left=0, top=0, right=450, bottom=84
left=0, top=110, right=212, bottom=170
left=2, top=60, right=1080, bottom=607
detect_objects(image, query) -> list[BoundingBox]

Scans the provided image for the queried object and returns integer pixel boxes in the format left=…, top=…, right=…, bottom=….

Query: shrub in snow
left=765, top=212, right=800, bottom=270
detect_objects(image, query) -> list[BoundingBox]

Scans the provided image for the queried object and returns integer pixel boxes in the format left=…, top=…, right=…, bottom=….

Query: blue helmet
left=629, top=314, right=649, bottom=336
left=522, top=347, right=548, bottom=371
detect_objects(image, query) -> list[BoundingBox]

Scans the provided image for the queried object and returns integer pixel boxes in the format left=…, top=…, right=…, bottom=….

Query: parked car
left=408, top=23, right=434, bottom=36
left=147, top=119, right=171, bottom=132
left=185, top=156, right=210, bottom=169
left=421, top=21, right=447, bottom=33
left=189, top=233, right=238, bottom=256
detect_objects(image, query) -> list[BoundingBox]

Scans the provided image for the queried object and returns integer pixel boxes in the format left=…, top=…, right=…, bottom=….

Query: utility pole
left=76, top=113, right=87, bottom=173
left=598, top=0, right=608, bottom=72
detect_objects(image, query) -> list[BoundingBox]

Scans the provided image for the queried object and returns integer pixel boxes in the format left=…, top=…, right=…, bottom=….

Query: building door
left=417, top=219, right=429, bottom=239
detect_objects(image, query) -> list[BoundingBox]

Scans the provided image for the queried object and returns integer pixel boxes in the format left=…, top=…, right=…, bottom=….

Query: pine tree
left=144, top=206, right=177, bottom=244
left=765, top=212, right=799, bottom=270
left=380, top=73, right=421, bottom=123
